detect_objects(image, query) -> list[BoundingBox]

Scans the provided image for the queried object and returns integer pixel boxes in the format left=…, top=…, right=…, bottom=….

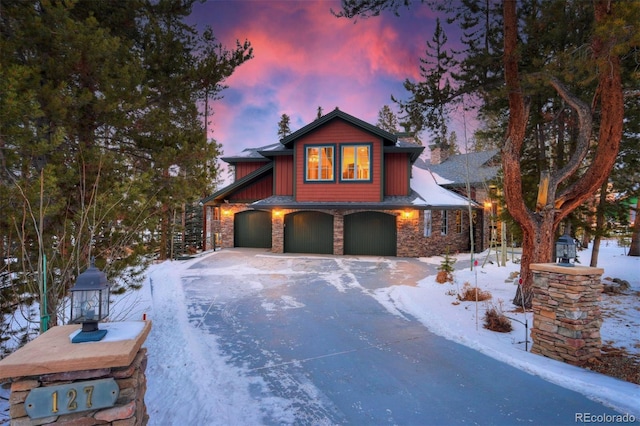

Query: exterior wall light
left=403, top=210, right=412, bottom=219
left=556, top=233, right=577, bottom=267
left=69, top=258, right=110, bottom=343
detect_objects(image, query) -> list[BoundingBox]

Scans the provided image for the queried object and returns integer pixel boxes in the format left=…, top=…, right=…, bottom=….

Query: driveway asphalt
left=181, top=249, right=622, bottom=425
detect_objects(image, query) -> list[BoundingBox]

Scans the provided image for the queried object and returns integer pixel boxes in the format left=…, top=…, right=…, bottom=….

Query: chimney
left=430, top=145, right=449, bottom=165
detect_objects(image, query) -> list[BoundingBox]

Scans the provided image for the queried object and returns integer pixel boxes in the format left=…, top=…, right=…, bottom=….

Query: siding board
left=275, top=156, right=294, bottom=195
left=231, top=175, right=273, bottom=201
left=384, top=153, right=410, bottom=196
left=295, top=120, right=382, bottom=202
left=235, top=162, right=267, bottom=180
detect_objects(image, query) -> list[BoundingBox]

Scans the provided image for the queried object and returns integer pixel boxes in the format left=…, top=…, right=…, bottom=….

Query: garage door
left=234, top=210, right=272, bottom=248
left=344, top=211, right=397, bottom=256
left=284, top=211, right=333, bottom=254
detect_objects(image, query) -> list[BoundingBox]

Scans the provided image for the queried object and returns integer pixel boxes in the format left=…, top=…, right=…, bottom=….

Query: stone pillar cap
left=0, top=321, right=151, bottom=380
left=530, top=263, right=604, bottom=275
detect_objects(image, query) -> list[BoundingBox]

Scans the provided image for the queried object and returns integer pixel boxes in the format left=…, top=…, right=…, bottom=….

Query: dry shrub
left=436, top=270, right=452, bottom=284
left=483, top=301, right=512, bottom=333
left=458, top=282, right=492, bottom=301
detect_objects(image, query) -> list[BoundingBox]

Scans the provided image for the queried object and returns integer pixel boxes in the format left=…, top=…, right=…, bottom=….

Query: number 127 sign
left=25, top=378, right=119, bottom=419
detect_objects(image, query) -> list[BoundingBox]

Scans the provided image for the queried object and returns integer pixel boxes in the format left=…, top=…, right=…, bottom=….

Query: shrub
left=483, top=301, right=513, bottom=333
left=458, top=282, right=492, bottom=302
left=436, top=250, right=456, bottom=283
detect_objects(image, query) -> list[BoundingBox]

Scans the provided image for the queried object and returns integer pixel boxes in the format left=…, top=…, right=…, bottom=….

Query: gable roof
left=416, top=149, right=500, bottom=187
left=280, top=108, right=398, bottom=147
left=280, top=108, right=424, bottom=162
left=410, top=166, right=479, bottom=208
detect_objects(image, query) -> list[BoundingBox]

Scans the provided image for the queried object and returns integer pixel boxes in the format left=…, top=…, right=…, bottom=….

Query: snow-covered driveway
left=143, top=249, right=624, bottom=425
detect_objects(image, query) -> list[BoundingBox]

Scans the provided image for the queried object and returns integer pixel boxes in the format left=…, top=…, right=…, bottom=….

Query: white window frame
left=305, top=145, right=334, bottom=181
left=424, top=210, right=432, bottom=237
left=441, top=210, right=448, bottom=236
left=340, top=144, right=372, bottom=181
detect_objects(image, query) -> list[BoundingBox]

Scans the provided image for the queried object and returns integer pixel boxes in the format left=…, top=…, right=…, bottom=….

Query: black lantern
left=69, top=258, right=110, bottom=343
left=556, top=233, right=577, bottom=267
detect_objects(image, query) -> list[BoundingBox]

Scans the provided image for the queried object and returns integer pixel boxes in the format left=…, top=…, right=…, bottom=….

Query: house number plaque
left=25, top=378, right=119, bottom=419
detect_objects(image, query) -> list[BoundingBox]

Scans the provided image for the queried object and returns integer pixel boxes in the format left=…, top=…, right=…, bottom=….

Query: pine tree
left=394, top=18, right=456, bottom=149
left=376, top=105, right=400, bottom=133
left=278, top=114, right=292, bottom=139
left=0, top=0, right=252, bottom=337
left=337, top=0, right=639, bottom=306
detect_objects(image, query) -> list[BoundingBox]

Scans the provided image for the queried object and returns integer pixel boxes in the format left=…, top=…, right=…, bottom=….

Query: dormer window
left=305, top=145, right=334, bottom=181
left=341, top=144, right=371, bottom=181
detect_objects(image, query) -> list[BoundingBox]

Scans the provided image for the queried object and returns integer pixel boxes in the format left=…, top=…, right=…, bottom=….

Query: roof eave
left=200, top=163, right=274, bottom=205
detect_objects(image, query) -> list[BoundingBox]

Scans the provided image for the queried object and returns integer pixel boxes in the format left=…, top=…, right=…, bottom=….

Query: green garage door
left=344, top=211, right=397, bottom=256
left=284, top=211, right=333, bottom=254
left=234, top=210, right=272, bottom=248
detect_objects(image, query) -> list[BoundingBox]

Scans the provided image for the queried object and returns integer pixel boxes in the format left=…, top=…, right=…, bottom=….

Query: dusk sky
left=187, top=0, right=476, bottom=157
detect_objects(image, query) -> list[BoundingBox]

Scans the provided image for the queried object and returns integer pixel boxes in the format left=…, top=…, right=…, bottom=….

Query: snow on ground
left=138, top=240, right=639, bottom=422
left=1, top=240, right=638, bottom=424
left=370, top=241, right=640, bottom=418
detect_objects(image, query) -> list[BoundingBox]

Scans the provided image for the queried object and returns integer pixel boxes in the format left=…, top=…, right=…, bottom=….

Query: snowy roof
left=410, top=166, right=478, bottom=208
left=416, top=149, right=500, bottom=186
left=221, top=144, right=282, bottom=162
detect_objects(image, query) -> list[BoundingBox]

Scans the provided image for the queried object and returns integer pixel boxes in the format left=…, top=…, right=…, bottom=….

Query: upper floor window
left=341, top=144, right=371, bottom=181
left=306, top=146, right=334, bottom=181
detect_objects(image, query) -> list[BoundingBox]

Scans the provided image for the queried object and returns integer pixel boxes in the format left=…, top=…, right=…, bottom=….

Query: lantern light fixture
left=555, top=233, right=577, bottom=267
left=69, top=258, right=110, bottom=343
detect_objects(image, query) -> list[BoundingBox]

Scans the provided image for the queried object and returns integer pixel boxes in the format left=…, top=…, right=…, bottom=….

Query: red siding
left=295, top=120, right=382, bottom=202
left=235, top=162, right=266, bottom=180
left=275, top=156, right=294, bottom=195
left=384, top=153, right=410, bottom=196
left=230, top=175, right=273, bottom=201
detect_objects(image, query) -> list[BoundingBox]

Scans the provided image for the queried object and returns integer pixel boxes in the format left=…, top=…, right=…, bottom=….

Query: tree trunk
left=512, top=213, right=555, bottom=307
left=590, top=180, right=609, bottom=266
left=629, top=197, right=640, bottom=256
left=159, top=203, right=169, bottom=261
left=502, top=0, right=624, bottom=308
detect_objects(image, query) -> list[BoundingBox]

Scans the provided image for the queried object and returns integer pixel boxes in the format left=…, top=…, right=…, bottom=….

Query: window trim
left=304, top=144, right=336, bottom=183
left=339, top=143, right=373, bottom=183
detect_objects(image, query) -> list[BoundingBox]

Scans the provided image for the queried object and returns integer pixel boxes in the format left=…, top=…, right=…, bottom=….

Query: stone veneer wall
left=406, top=210, right=471, bottom=258
left=530, top=264, right=604, bottom=366
left=219, top=204, right=246, bottom=249
left=8, top=348, right=148, bottom=426
left=219, top=206, right=473, bottom=258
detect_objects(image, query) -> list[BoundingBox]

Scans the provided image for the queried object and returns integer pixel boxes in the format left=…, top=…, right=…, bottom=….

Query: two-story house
left=201, top=108, right=479, bottom=257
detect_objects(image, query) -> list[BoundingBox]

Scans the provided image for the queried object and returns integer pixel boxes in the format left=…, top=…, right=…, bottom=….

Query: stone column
left=333, top=211, right=344, bottom=256
left=0, top=321, right=151, bottom=425
left=272, top=210, right=285, bottom=254
left=530, top=263, right=604, bottom=366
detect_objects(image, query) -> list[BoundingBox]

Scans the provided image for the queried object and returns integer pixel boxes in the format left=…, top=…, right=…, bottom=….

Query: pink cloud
left=190, top=1, right=464, bottom=155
